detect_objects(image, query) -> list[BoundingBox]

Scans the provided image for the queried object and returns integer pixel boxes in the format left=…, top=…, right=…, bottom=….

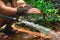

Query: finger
left=33, top=8, right=42, bottom=14
left=34, top=10, right=42, bottom=14
left=3, top=35, right=9, bottom=39
left=37, top=10, right=41, bottom=14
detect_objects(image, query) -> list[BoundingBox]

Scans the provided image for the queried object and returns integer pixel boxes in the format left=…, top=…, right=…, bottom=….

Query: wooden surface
left=0, top=24, right=46, bottom=40
left=0, top=28, right=46, bottom=40
left=0, top=24, right=60, bottom=40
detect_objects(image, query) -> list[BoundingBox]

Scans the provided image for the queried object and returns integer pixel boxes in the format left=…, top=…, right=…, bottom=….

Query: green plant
left=24, top=0, right=59, bottom=24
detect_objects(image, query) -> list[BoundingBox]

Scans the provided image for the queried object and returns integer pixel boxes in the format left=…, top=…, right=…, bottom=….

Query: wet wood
left=0, top=24, right=46, bottom=40
left=0, top=24, right=60, bottom=40
left=0, top=28, right=45, bottom=40
left=11, top=27, right=45, bottom=40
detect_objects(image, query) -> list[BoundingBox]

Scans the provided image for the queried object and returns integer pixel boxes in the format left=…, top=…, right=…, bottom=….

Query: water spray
left=21, top=20, right=60, bottom=40
left=0, top=14, right=60, bottom=40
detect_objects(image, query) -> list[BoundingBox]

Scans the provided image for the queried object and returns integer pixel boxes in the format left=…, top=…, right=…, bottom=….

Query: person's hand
left=27, top=8, right=42, bottom=14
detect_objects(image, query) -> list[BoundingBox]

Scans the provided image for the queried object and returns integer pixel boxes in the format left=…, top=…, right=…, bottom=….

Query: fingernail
left=38, top=12, right=41, bottom=14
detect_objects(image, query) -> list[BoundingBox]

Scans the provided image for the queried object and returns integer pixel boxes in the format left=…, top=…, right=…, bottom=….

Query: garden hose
left=0, top=14, right=18, bottom=21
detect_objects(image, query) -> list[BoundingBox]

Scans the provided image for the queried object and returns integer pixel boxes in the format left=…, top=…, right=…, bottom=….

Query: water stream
left=21, top=20, right=60, bottom=40
left=49, top=31, right=60, bottom=40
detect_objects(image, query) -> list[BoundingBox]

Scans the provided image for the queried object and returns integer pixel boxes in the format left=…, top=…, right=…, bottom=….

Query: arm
left=17, top=0, right=41, bottom=14
left=0, top=0, right=17, bottom=16
left=17, top=0, right=26, bottom=4
left=12, top=0, right=17, bottom=7
left=0, top=0, right=41, bottom=16
left=11, top=0, right=26, bottom=7
left=17, top=0, right=27, bottom=7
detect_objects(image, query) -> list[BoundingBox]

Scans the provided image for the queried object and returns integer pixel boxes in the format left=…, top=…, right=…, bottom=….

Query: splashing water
left=20, top=20, right=60, bottom=40
left=0, top=13, right=60, bottom=40
left=49, top=31, right=60, bottom=40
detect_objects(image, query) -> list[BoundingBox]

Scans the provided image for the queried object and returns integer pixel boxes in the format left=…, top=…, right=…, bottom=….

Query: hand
left=27, top=8, right=42, bottom=14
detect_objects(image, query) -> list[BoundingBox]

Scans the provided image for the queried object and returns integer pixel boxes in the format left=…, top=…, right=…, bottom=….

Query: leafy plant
left=24, top=0, right=59, bottom=24
left=16, top=0, right=60, bottom=32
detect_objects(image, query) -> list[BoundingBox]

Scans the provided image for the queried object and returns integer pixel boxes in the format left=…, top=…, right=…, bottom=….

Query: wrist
left=17, top=5, right=32, bottom=15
